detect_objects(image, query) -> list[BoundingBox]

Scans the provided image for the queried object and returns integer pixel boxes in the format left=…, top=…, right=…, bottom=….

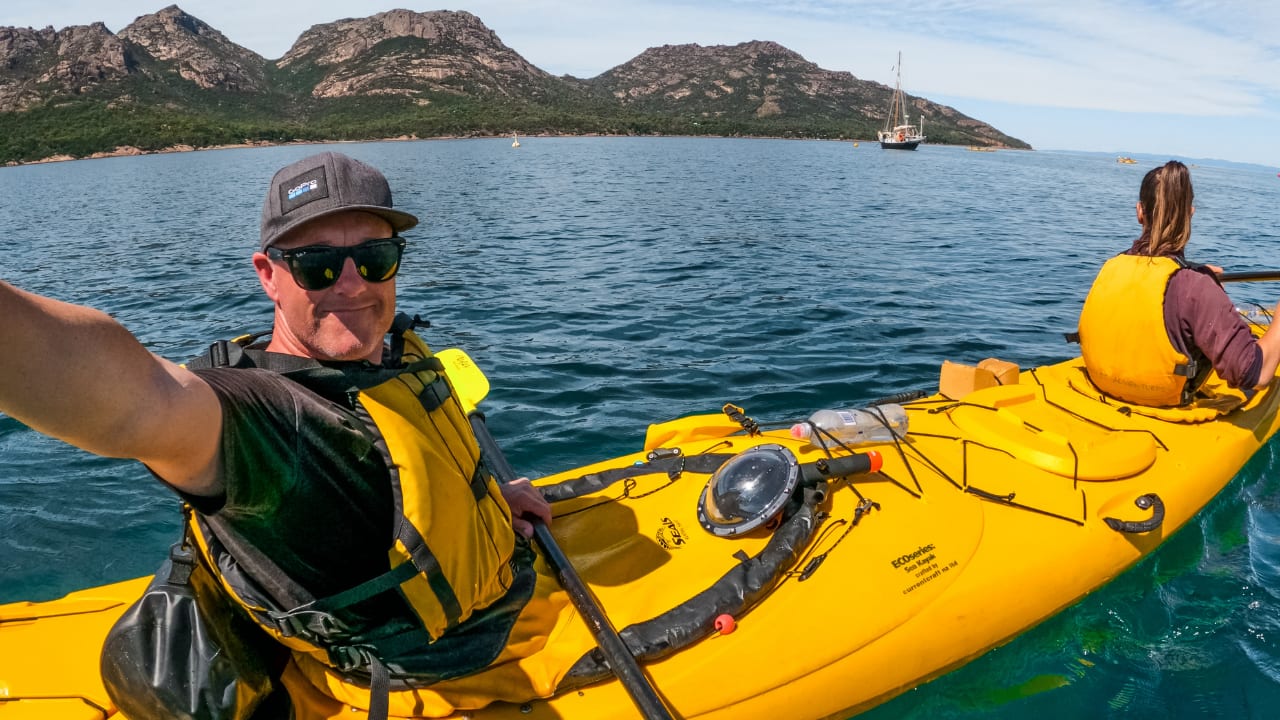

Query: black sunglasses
left=266, top=237, right=407, bottom=291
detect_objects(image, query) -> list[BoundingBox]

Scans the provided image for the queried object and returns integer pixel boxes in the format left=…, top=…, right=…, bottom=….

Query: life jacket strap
left=295, top=562, right=420, bottom=618
left=368, top=655, right=390, bottom=720
left=398, top=524, right=464, bottom=628
left=266, top=543, right=461, bottom=642
left=468, top=465, right=489, bottom=501
left=323, top=646, right=392, bottom=720
left=387, top=313, right=429, bottom=366
left=166, top=534, right=197, bottom=585
left=413, top=370, right=453, bottom=412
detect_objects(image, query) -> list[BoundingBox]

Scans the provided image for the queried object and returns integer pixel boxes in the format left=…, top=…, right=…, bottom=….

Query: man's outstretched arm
left=0, top=281, right=223, bottom=495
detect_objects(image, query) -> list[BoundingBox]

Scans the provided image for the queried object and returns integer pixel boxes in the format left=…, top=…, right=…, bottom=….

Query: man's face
left=253, top=211, right=399, bottom=363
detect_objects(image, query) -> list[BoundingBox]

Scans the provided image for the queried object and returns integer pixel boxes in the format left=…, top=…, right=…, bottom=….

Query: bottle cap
left=790, top=423, right=811, bottom=440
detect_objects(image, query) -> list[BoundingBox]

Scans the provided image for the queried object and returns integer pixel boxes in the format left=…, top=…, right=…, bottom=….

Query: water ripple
left=4, top=139, right=1280, bottom=718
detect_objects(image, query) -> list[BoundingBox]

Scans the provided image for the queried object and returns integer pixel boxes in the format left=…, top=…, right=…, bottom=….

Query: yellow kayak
left=3, top=353, right=1279, bottom=719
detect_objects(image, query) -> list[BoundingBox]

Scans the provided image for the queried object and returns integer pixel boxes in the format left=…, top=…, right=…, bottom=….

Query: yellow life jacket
left=1078, top=254, right=1197, bottom=407
left=186, top=315, right=526, bottom=691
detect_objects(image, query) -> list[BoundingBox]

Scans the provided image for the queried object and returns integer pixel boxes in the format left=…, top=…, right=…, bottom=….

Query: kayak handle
left=1103, top=493, right=1165, bottom=534
left=801, top=451, right=883, bottom=483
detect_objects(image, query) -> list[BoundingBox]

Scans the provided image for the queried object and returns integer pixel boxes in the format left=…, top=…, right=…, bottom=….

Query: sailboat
left=511, top=132, right=521, bottom=148
left=878, top=52, right=926, bottom=150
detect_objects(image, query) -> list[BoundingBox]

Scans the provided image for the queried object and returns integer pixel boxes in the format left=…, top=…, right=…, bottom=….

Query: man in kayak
left=1078, top=159, right=1280, bottom=408
left=0, top=151, right=553, bottom=718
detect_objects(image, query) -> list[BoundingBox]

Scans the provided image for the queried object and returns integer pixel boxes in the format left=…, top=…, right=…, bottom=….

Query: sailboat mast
left=897, top=52, right=906, bottom=127
left=886, top=51, right=906, bottom=129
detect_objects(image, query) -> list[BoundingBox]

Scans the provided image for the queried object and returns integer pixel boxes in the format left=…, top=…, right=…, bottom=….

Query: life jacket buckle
left=328, top=644, right=376, bottom=673
left=269, top=607, right=353, bottom=641
left=268, top=610, right=306, bottom=639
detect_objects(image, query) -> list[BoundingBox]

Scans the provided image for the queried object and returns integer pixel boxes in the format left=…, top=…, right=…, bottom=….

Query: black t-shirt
left=172, top=363, right=534, bottom=679
left=185, top=367, right=395, bottom=599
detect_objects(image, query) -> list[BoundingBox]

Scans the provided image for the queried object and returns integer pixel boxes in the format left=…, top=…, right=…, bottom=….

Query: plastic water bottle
left=790, top=404, right=909, bottom=449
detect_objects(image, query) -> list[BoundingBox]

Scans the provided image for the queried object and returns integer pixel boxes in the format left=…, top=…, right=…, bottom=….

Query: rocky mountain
left=276, top=9, right=553, bottom=100
left=590, top=41, right=866, bottom=118
left=588, top=41, right=1013, bottom=145
left=0, top=5, right=1029, bottom=163
left=0, top=22, right=131, bottom=112
left=117, top=5, right=267, bottom=92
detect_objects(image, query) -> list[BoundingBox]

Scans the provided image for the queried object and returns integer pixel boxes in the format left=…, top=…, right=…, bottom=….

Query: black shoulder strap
left=185, top=315, right=444, bottom=405
left=387, top=313, right=429, bottom=366
left=1178, top=258, right=1224, bottom=288
left=188, top=314, right=432, bottom=370
left=186, top=339, right=248, bottom=370
left=184, top=326, right=275, bottom=369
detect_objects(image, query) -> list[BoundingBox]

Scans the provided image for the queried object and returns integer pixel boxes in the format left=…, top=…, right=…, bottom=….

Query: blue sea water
left=2, top=137, right=1280, bottom=717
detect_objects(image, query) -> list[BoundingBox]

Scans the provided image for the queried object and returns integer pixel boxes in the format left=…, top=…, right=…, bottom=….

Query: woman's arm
left=1253, top=301, right=1280, bottom=389
left=0, top=281, right=223, bottom=494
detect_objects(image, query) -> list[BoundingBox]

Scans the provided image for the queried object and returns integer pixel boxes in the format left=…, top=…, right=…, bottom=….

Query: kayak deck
left=4, top=355, right=1280, bottom=719
left=0, top=576, right=147, bottom=719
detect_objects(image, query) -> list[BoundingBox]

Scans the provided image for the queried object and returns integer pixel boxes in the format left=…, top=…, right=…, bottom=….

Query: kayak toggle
left=696, top=444, right=882, bottom=537
left=1103, top=493, right=1165, bottom=534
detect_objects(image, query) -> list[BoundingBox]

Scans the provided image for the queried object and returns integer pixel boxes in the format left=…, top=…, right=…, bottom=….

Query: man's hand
left=500, top=477, right=552, bottom=538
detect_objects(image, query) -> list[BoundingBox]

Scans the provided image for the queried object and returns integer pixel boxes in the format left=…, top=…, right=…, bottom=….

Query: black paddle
left=435, top=349, right=677, bottom=720
left=1220, top=270, right=1280, bottom=283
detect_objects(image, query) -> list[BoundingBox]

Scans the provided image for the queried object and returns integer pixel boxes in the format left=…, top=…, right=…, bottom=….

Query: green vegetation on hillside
left=0, top=103, right=311, bottom=163
left=1, top=92, right=903, bottom=164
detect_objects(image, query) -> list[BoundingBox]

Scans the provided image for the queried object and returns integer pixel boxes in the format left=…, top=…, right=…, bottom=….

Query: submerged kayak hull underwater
left=4, top=354, right=1280, bottom=719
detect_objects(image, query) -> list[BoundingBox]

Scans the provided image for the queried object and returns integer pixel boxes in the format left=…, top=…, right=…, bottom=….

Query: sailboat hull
left=878, top=140, right=921, bottom=150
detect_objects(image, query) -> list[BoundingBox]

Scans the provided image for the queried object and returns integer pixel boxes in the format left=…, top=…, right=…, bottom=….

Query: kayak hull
left=4, top=354, right=1279, bottom=719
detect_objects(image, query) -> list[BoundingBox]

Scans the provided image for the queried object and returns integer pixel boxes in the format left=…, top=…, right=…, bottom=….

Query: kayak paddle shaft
left=468, top=413, right=677, bottom=720
left=1220, top=270, right=1280, bottom=283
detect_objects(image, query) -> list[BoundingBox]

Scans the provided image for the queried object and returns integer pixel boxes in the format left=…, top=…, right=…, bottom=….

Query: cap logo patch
left=279, top=165, right=330, bottom=215
left=288, top=179, right=318, bottom=200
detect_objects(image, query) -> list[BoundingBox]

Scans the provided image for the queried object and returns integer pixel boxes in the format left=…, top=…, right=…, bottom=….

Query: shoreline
left=3, top=135, right=425, bottom=167
left=5, top=133, right=1022, bottom=168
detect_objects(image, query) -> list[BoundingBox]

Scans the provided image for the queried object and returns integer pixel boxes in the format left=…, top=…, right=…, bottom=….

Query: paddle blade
left=437, top=348, right=490, bottom=414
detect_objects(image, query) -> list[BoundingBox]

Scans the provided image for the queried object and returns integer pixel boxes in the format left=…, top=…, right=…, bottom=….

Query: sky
left=5, top=0, right=1280, bottom=168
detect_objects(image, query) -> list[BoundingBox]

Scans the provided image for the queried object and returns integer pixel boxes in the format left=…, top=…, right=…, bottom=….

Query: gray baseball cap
left=259, top=151, right=419, bottom=250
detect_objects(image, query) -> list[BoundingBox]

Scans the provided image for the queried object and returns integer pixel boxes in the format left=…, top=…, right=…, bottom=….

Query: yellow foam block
left=978, top=358, right=1020, bottom=386
left=940, top=360, right=997, bottom=399
left=940, top=358, right=1021, bottom=399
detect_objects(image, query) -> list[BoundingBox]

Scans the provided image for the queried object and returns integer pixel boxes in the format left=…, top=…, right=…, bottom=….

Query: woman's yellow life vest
left=186, top=320, right=522, bottom=686
left=1078, top=254, right=1197, bottom=407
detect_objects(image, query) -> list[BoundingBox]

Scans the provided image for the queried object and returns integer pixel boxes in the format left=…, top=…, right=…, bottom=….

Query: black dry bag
left=100, top=540, right=291, bottom=720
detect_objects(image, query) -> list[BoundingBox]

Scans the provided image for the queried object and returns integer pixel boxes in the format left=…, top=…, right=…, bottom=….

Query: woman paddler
left=1077, top=160, right=1280, bottom=407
